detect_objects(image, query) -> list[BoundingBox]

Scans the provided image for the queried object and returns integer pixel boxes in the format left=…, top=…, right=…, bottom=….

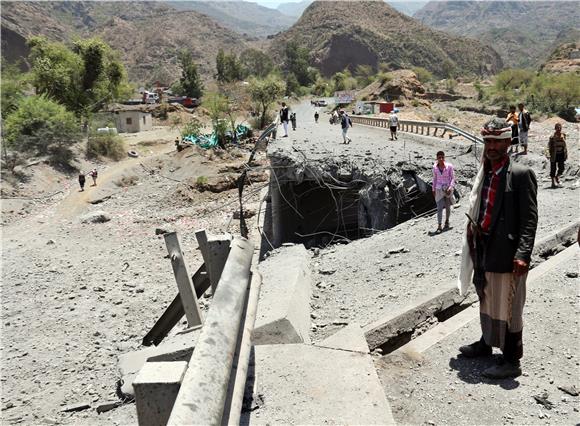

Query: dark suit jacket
left=483, top=160, right=538, bottom=272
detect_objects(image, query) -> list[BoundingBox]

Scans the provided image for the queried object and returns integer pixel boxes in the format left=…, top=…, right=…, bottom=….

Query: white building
left=113, top=107, right=153, bottom=133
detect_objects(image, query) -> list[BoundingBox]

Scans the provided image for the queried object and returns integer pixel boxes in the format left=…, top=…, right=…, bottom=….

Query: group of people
left=78, top=169, right=98, bottom=191
left=278, top=99, right=565, bottom=378
left=279, top=102, right=297, bottom=137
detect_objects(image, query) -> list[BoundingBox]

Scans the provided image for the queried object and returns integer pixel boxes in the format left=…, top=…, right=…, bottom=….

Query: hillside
left=1, top=1, right=248, bottom=83
left=541, top=41, right=580, bottom=74
left=414, top=1, right=580, bottom=68
left=271, top=0, right=502, bottom=77
left=167, top=1, right=296, bottom=38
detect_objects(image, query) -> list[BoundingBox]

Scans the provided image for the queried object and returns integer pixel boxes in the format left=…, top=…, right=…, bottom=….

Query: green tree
left=354, top=64, right=375, bottom=88
left=285, top=72, right=300, bottom=96
left=239, top=48, right=273, bottom=78
left=216, top=49, right=244, bottom=83
left=216, top=49, right=227, bottom=83
left=248, top=74, right=285, bottom=129
left=284, top=41, right=314, bottom=86
left=203, top=92, right=229, bottom=147
left=312, top=77, right=330, bottom=96
left=1, top=62, right=27, bottom=119
left=4, top=95, right=80, bottom=165
left=27, top=37, right=129, bottom=118
left=178, top=50, right=203, bottom=99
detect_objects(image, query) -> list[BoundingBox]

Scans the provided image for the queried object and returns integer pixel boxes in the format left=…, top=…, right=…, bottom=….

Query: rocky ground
left=1, top=101, right=577, bottom=425
left=1, top=130, right=266, bottom=425
left=376, top=254, right=580, bottom=425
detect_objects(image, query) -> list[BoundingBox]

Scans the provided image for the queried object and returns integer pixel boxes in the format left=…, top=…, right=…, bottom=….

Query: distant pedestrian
left=431, top=151, right=455, bottom=233
left=340, top=110, right=352, bottom=144
left=506, top=105, right=519, bottom=153
left=517, top=102, right=532, bottom=155
left=388, top=111, right=399, bottom=141
left=548, top=123, right=567, bottom=188
left=458, top=117, right=538, bottom=379
left=280, top=102, right=289, bottom=137
left=314, top=109, right=320, bottom=123
left=290, top=112, right=297, bottom=131
left=78, top=172, right=86, bottom=192
left=89, top=168, right=98, bottom=186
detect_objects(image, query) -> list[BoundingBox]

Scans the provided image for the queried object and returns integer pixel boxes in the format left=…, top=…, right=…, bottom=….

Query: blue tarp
left=183, top=124, right=250, bottom=149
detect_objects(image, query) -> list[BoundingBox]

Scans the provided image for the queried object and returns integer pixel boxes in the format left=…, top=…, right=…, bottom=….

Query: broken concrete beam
left=134, top=361, right=187, bottom=426
left=118, top=326, right=201, bottom=397
left=254, top=244, right=312, bottom=345
left=363, top=285, right=477, bottom=351
left=315, top=323, right=370, bottom=353
left=242, top=344, right=394, bottom=425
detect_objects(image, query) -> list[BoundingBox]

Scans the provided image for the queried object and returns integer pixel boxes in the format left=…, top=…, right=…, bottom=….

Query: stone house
left=113, top=106, right=153, bottom=133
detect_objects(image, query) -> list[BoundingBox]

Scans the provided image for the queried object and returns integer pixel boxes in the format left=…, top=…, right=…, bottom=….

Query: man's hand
left=513, top=259, right=529, bottom=276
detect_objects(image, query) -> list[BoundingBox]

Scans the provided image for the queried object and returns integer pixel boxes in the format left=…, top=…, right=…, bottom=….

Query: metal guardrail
left=350, top=116, right=483, bottom=145
left=167, top=237, right=256, bottom=425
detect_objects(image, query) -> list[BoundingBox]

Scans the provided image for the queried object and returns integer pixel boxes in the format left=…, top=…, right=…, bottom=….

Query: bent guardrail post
left=164, top=232, right=204, bottom=327
left=167, top=237, right=254, bottom=426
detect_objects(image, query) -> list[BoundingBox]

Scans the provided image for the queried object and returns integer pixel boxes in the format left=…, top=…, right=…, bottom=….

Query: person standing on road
left=340, top=109, right=352, bottom=144
left=314, top=109, right=320, bottom=123
left=388, top=111, right=399, bottom=140
left=78, top=171, right=86, bottom=192
left=280, top=102, right=289, bottom=137
left=506, top=105, right=519, bottom=154
left=517, top=102, right=532, bottom=155
left=290, top=112, right=297, bottom=131
left=548, top=123, right=567, bottom=188
left=458, top=117, right=538, bottom=379
left=431, top=151, right=455, bottom=233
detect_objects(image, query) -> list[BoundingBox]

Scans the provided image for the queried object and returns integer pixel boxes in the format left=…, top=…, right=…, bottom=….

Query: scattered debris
left=565, top=271, right=578, bottom=278
left=96, top=400, right=122, bottom=414
left=80, top=211, right=111, bottom=224
left=61, top=402, right=91, bottom=413
left=533, top=393, right=554, bottom=410
left=557, top=385, right=579, bottom=396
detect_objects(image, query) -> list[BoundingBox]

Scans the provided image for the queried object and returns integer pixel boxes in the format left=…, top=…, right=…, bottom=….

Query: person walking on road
left=89, top=168, right=98, bottom=186
left=340, top=109, right=352, bottom=144
left=280, top=102, right=289, bottom=137
left=431, top=151, right=455, bottom=233
left=517, top=102, right=532, bottom=155
left=388, top=111, right=399, bottom=140
left=314, top=109, right=320, bottom=123
left=78, top=171, right=86, bottom=192
left=506, top=105, right=519, bottom=154
left=548, top=123, right=567, bottom=188
left=458, top=117, right=538, bottom=379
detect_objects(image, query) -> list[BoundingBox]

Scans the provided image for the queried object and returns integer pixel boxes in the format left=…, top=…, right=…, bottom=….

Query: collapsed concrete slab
left=117, top=326, right=200, bottom=397
left=316, top=323, right=370, bottom=353
left=253, top=245, right=312, bottom=345
left=243, top=343, right=394, bottom=424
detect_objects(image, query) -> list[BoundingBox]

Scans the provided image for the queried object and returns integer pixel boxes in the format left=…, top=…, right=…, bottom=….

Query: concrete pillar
left=270, top=174, right=284, bottom=248
left=134, top=361, right=187, bottom=426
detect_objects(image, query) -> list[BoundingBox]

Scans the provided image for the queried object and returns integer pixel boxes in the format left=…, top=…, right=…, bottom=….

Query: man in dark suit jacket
left=460, top=117, right=538, bottom=379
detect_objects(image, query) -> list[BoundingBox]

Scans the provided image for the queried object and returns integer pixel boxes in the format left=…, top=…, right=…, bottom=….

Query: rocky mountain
left=271, top=0, right=502, bottom=77
left=166, top=1, right=296, bottom=38
left=276, top=0, right=428, bottom=17
left=276, top=0, right=311, bottom=18
left=414, top=1, right=580, bottom=68
left=541, top=40, right=580, bottom=74
left=1, top=1, right=248, bottom=83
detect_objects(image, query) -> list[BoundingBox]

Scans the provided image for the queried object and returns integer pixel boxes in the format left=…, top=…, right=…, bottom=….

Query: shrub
left=4, top=95, right=80, bottom=165
left=181, top=117, right=202, bottom=138
left=114, top=175, right=139, bottom=187
left=87, top=133, right=125, bottom=160
left=411, top=66, right=433, bottom=84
